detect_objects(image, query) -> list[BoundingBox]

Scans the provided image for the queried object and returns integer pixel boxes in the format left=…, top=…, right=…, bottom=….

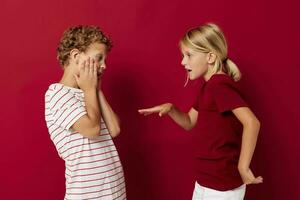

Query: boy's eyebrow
left=95, top=53, right=104, bottom=58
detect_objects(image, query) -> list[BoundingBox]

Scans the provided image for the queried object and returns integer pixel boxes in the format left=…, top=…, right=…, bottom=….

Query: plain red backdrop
left=0, top=0, right=299, bottom=199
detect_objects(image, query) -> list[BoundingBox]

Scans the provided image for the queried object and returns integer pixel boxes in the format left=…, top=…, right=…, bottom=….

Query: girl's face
left=180, top=44, right=209, bottom=80
left=76, top=42, right=107, bottom=78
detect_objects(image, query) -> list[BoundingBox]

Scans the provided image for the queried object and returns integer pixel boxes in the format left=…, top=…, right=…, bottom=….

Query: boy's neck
left=59, top=69, right=79, bottom=89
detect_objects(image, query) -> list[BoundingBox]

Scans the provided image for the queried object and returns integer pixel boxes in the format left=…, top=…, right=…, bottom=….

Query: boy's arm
left=71, top=89, right=102, bottom=139
left=71, top=58, right=102, bottom=139
left=233, top=107, right=263, bottom=184
left=98, top=90, right=121, bottom=138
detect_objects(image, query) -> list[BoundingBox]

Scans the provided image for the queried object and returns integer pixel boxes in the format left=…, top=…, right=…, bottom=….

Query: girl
left=138, top=23, right=262, bottom=200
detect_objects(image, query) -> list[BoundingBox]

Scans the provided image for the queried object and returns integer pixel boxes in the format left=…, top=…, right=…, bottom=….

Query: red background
left=1, top=0, right=299, bottom=199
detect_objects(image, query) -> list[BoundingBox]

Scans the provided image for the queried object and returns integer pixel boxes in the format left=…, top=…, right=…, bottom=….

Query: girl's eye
left=182, top=53, right=191, bottom=58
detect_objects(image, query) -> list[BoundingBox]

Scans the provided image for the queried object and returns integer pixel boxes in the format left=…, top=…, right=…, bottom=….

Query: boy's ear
left=70, top=49, right=80, bottom=63
left=207, top=52, right=217, bottom=64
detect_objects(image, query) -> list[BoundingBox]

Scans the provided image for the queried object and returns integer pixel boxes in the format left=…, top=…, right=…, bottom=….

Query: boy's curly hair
left=57, top=25, right=112, bottom=66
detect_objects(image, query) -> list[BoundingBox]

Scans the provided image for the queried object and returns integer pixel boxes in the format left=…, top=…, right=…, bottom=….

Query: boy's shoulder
left=45, top=83, right=65, bottom=98
left=45, top=83, right=82, bottom=96
left=45, top=83, right=84, bottom=111
left=46, top=83, right=63, bottom=92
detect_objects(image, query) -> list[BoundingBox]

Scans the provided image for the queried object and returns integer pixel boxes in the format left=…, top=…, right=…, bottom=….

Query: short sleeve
left=212, top=81, right=248, bottom=113
left=49, top=87, right=87, bottom=130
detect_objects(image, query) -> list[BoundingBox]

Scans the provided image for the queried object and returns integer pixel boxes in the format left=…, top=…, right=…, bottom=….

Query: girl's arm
left=138, top=103, right=198, bottom=131
left=98, top=90, right=121, bottom=138
left=233, top=107, right=263, bottom=184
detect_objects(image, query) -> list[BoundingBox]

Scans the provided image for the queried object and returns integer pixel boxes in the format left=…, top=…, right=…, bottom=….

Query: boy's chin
left=97, top=73, right=103, bottom=79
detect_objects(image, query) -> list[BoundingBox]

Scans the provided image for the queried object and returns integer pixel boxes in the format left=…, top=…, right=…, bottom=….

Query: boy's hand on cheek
left=74, top=57, right=98, bottom=91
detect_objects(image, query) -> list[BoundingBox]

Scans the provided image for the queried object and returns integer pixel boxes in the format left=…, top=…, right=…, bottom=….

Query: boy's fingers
left=94, top=65, right=98, bottom=77
left=80, top=61, right=86, bottom=70
left=73, top=74, right=79, bottom=82
left=86, top=57, right=90, bottom=68
left=88, top=58, right=93, bottom=74
left=92, top=59, right=97, bottom=76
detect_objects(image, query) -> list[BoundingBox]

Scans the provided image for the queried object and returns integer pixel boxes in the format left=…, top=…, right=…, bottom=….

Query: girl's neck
left=204, top=70, right=226, bottom=82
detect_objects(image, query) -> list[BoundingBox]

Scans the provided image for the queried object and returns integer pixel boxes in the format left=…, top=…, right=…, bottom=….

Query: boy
left=45, top=25, right=126, bottom=200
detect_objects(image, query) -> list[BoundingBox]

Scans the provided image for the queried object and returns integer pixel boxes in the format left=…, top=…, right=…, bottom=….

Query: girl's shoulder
left=207, top=74, right=243, bottom=94
left=208, top=74, right=236, bottom=86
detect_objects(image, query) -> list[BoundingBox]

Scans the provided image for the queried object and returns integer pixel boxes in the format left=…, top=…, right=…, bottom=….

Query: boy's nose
left=100, top=62, right=106, bottom=70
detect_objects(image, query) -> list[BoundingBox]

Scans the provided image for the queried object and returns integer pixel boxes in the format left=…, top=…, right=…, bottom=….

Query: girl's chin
left=188, top=75, right=197, bottom=80
left=189, top=72, right=203, bottom=80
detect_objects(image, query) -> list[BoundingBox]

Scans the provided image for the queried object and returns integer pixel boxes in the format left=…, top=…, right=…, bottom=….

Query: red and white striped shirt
left=45, top=83, right=126, bottom=200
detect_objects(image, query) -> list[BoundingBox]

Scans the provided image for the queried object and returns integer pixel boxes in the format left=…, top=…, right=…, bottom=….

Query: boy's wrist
left=82, top=87, right=98, bottom=94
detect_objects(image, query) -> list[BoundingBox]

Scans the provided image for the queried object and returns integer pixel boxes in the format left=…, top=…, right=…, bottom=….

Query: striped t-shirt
left=45, top=83, right=126, bottom=200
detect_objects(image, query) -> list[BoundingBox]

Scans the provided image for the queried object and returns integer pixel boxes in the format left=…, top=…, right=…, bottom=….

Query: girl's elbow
left=246, top=118, right=260, bottom=133
left=253, top=118, right=261, bottom=130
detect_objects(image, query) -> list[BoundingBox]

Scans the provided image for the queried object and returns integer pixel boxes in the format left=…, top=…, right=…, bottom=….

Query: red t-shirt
left=192, top=74, right=248, bottom=191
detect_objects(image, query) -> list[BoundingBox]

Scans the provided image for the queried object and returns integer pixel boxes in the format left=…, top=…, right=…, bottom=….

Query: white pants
left=192, top=182, right=246, bottom=200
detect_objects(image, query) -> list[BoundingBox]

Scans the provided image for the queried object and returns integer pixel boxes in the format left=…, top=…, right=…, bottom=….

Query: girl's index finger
left=138, top=107, right=157, bottom=113
left=138, top=109, right=149, bottom=114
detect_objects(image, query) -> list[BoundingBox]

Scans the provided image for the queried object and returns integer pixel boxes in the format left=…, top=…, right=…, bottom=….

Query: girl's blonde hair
left=180, top=23, right=241, bottom=81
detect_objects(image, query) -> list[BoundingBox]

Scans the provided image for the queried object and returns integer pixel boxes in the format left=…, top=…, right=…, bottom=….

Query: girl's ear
left=207, top=52, right=217, bottom=64
left=70, top=49, right=80, bottom=64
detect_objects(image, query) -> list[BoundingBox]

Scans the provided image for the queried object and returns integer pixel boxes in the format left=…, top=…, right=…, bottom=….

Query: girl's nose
left=181, top=58, right=186, bottom=66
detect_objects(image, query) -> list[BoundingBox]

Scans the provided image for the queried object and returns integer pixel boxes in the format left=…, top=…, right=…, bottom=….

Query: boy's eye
left=94, top=56, right=103, bottom=62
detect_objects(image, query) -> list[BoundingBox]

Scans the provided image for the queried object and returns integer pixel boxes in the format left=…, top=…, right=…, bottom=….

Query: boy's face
left=76, top=42, right=107, bottom=78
